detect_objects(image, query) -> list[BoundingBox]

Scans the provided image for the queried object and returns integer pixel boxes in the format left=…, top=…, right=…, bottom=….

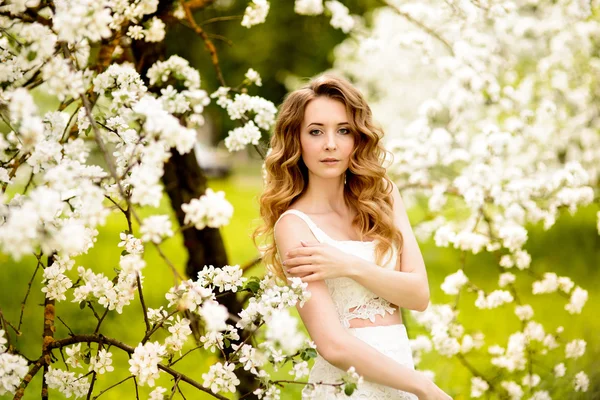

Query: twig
left=93, top=308, right=110, bottom=334
left=182, top=2, right=226, bottom=87
left=137, top=272, right=151, bottom=333
left=56, top=316, right=76, bottom=336
left=169, top=345, right=202, bottom=367
left=86, top=371, right=97, bottom=400
left=92, top=375, right=134, bottom=399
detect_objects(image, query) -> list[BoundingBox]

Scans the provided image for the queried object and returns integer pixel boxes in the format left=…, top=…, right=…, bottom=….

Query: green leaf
left=79, top=301, right=86, bottom=310
left=244, top=277, right=261, bottom=294
left=344, top=383, right=357, bottom=396
left=300, top=347, right=318, bottom=360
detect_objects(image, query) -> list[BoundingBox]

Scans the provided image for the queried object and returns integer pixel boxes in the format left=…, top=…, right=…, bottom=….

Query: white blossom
left=182, top=189, right=234, bottom=229
left=202, top=361, right=240, bottom=394
left=565, top=287, right=588, bottom=314
left=149, top=386, right=167, bottom=400
left=573, top=371, right=589, bottom=392
left=441, top=269, right=468, bottom=295
left=242, top=0, right=270, bottom=28
left=553, top=363, right=566, bottom=378
left=44, top=366, right=90, bottom=398
left=0, top=352, right=29, bottom=395
left=325, top=1, right=354, bottom=33
left=565, top=339, right=586, bottom=359
left=89, top=349, right=114, bottom=374
left=245, top=68, right=262, bottom=86
left=140, top=215, right=174, bottom=243
left=470, top=376, right=489, bottom=398
left=295, top=0, right=324, bottom=15
left=128, top=341, right=167, bottom=387
left=224, top=120, right=262, bottom=152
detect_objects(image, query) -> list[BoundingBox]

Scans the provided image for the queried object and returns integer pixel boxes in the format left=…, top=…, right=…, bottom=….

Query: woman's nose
left=324, top=132, right=337, bottom=150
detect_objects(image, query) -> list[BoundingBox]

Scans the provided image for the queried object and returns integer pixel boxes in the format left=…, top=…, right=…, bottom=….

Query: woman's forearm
left=324, top=332, right=427, bottom=396
left=347, top=259, right=429, bottom=311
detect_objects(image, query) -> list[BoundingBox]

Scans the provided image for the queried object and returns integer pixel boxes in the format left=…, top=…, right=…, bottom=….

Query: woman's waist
left=346, top=307, right=402, bottom=328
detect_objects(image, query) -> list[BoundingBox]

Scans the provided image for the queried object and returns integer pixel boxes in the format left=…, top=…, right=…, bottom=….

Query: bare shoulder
left=273, top=210, right=318, bottom=255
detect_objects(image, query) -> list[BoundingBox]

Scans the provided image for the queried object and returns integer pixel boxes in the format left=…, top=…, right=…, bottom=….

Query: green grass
left=1, top=162, right=598, bottom=399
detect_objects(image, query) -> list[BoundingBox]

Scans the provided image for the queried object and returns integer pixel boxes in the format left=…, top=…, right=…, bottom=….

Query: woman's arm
left=348, top=181, right=430, bottom=311
left=275, top=214, right=431, bottom=396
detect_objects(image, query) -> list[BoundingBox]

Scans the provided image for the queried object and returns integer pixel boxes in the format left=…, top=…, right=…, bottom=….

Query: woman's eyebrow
left=306, top=122, right=350, bottom=127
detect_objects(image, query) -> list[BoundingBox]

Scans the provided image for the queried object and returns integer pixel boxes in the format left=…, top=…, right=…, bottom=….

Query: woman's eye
left=309, top=130, right=321, bottom=135
left=339, top=128, right=350, bottom=134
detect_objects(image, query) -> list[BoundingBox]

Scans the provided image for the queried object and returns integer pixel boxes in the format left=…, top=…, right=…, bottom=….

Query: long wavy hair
left=252, top=74, right=404, bottom=282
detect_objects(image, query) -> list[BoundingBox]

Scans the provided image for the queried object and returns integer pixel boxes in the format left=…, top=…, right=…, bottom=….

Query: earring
left=344, top=173, right=347, bottom=185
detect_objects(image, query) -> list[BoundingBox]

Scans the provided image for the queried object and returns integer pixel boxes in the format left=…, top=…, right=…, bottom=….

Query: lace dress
left=275, top=209, right=419, bottom=400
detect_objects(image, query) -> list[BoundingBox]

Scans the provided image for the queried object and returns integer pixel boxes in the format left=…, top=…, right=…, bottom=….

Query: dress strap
left=275, top=209, right=332, bottom=243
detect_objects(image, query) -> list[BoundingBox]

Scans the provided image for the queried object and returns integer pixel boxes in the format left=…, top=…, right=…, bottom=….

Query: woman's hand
left=283, top=240, right=359, bottom=282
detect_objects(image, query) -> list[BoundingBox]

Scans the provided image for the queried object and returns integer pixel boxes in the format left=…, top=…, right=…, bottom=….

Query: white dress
left=276, top=209, right=419, bottom=400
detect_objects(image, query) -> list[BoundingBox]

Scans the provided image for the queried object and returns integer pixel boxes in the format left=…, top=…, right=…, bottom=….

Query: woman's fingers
left=300, top=273, right=322, bottom=282
left=287, top=265, right=314, bottom=276
left=283, top=256, right=312, bottom=267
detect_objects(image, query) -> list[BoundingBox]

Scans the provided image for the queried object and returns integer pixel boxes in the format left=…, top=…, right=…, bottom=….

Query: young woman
left=254, top=74, right=451, bottom=399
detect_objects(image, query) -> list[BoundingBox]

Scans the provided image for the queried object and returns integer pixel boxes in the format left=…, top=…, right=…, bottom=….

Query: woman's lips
left=321, top=160, right=339, bottom=165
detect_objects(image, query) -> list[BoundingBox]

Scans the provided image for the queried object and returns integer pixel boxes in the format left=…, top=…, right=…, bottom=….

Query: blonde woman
left=253, top=74, right=451, bottom=399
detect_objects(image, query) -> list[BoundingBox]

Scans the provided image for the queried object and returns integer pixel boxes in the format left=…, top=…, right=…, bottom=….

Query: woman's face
left=300, top=96, right=355, bottom=181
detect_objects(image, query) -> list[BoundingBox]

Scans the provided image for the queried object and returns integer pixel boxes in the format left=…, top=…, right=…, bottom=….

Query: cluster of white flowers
left=531, top=273, right=587, bottom=314
left=89, top=349, right=115, bottom=374
left=93, top=63, right=148, bottom=111
left=182, top=188, right=234, bottom=229
left=263, top=309, right=305, bottom=355
left=132, top=94, right=198, bottom=155
left=199, top=301, right=229, bottom=333
left=41, top=256, right=75, bottom=301
left=202, top=361, right=240, bottom=394
left=242, top=0, right=270, bottom=28
left=295, top=0, right=324, bottom=15
left=565, top=339, right=586, bottom=359
left=224, top=120, right=262, bottom=152
left=474, top=290, right=514, bottom=309
left=573, top=371, right=589, bottom=392
left=232, top=343, right=268, bottom=377
left=72, top=265, right=139, bottom=313
left=147, top=55, right=201, bottom=90
left=343, top=365, right=364, bottom=387
left=41, top=56, right=92, bottom=101
left=196, top=264, right=247, bottom=293
left=149, top=386, right=167, bottom=399
left=470, top=376, right=489, bottom=398
left=440, top=269, right=468, bottom=295
left=165, top=279, right=215, bottom=313
left=164, top=315, right=193, bottom=354
left=245, top=68, right=263, bottom=86
left=253, top=383, right=281, bottom=400
left=53, top=0, right=113, bottom=43
left=0, top=330, right=29, bottom=396
left=118, top=232, right=144, bottom=254
left=44, top=366, right=91, bottom=398
left=237, top=276, right=311, bottom=330
left=127, top=16, right=166, bottom=42
left=128, top=341, right=167, bottom=387
left=324, top=1, right=355, bottom=33
left=209, top=90, right=277, bottom=152
left=140, top=215, right=174, bottom=244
